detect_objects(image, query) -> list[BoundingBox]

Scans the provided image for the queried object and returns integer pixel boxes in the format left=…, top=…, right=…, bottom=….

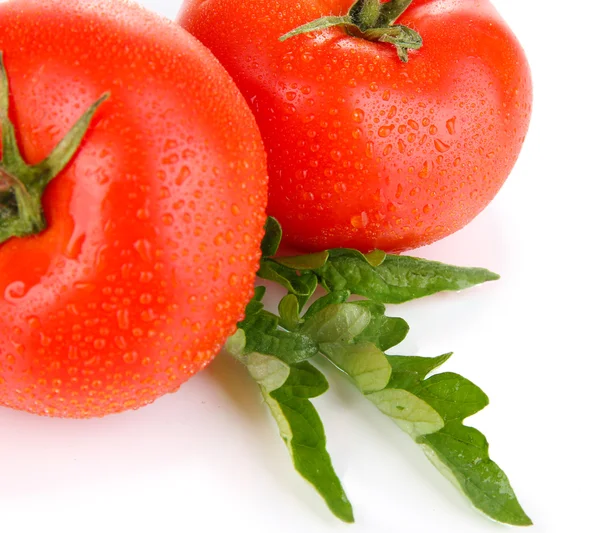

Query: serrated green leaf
left=313, top=250, right=500, bottom=304
left=301, top=303, right=371, bottom=344
left=279, top=294, right=301, bottom=331
left=320, top=341, right=391, bottom=394
left=387, top=353, right=453, bottom=379
left=225, top=329, right=246, bottom=358
left=302, top=291, right=351, bottom=322
left=412, top=372, right=489, bottom=422
left=262, top=217, right=282, bottom=257
left=246, top=352, right=291, bottom=392
left=315, top=337, right=530, bottom=526
left=420, top=422, right=532, bottom=526
left=258, top=259, right=318, bottom=309
left=352, top=300, right=409, bottom=351
left=243, top=286, right=267, bottom=319
left=276, top=251, right=330, bottom=270
left=261, top=361, right=354, bottom=523
left=367, top=387, right=445, bottom=438
left=364, top=249, right=386, bottom=267
left=239, top=310, right=318, bottom=365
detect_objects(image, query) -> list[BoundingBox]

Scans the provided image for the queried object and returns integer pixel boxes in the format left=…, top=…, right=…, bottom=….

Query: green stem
left=279, top=0, right=420, bottom=62
left=0, top=51, right=109, bottom=244
left=377, top=0, right=414, bottom=26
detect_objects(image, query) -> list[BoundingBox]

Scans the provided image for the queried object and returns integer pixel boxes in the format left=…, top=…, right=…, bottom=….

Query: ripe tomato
left=179, top=0, right=532, bottom=253
left=0, top=0, right=267, bottom=418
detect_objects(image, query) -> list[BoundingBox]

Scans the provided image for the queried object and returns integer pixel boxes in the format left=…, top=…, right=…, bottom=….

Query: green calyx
left=280, top=0, right=422, bottom=62
left=0, top=51, right=109, bottom=245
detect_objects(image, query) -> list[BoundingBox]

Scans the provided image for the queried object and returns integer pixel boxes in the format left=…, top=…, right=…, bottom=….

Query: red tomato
left=178, top=0, right=532, bottom=253
left=0, top=0, right=268, bottom=418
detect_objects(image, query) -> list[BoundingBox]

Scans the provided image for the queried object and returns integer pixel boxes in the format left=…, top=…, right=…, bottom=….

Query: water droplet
left=365, top=142, right=374, bottom=159
left=123, top=351, right=139, bottom=364
left=408, top=119, right=419, bottom=130
left=5, top=281, right=27, bottom=301
left=434, top=139, right=451, bottom=153
left=134, top=239, right=153, bottom=262
left=351, top=212, right=369, bottom=229
left=114, top=336, right=127, bottom=350
left=446, top=117, right=457, bottom=135
left=117, top=309, right=130, bottom=330
left=352, top=109, right=365, bottom=123
left=65, top=233, right=86, bottom=259
left=175, top=166, right=191, bottom=186
left=418, top=162, right=432, bottom=179
left=378, top=126, right=392, bottom=138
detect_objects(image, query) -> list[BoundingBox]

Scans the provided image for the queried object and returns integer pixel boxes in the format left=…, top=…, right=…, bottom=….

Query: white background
left=2, top=1, right=598, bottom=532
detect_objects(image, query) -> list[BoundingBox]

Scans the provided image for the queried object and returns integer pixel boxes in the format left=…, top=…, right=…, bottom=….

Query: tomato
left=0, top=0, right=268, bottom=418
left=178, top=0, right=532, bottom=253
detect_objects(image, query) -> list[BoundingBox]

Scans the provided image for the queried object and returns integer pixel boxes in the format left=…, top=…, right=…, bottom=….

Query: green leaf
left=246, top=352, right=291, bottom=393
left=258, top=260, right=318, bottom=310
left=420, top=422, right=532, bottom=526
left=352, top=300, right=409, bottom=351
left=316, top=337, right=530, bottom=525
left=301, top=303, right=371, bottom=344
left=387, top=352, right=452, bottom=379
left=321, top=341, right=391, bottom=394
left=307, top=249, right=499, bottom=304
left=261, top=217, right=282, bottom=257
left=278, top=294, right=301, bottom=331
left=302, top=291, right=351, bottom=322
left=238, top=309, right=318, bottom=365
left=243, top=286, right=267, bottom=318
left=276, top=251, right=329, bottom=270
left=368, top=387, right=445, bottom=438
left=252, top=358, right=354, bottom=523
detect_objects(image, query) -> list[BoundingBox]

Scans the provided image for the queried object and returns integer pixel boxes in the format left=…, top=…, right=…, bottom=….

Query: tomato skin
left=0, top=0, right=268, bottom=418
left=178, top=0, right=532, bottom=253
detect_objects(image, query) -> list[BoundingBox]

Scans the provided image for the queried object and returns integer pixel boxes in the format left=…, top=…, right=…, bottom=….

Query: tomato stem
left=0, top=51, right=109, bottom=245
left=280, top=0, right=420, bottom=63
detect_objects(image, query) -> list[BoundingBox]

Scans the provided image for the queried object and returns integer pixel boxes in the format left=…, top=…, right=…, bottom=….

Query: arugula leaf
left=281, top=249, right=500, bottom=304
left=266, top=362, right=354, bottom=523
left=420, top=423, right=532, bottom=526
left=258, top=260, right=318, bottom=310
left=239, top=310, right=318, bottom=365
left=226, top=294, right=354, bottom=523
left=261, top=217, right=283, bottom=257
left=230, top=216, right=529, bottom=526
left=314, top=331, right=531, bottom=525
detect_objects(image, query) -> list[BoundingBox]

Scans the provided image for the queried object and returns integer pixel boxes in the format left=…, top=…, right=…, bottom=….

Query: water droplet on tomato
left=4, top=281, right=28, bottom=301
left=117, top=309, right=130, bottom=330
left=175, top=166, right=191, bottom=186
left=378, top=126, right=393, bottom=138
left=351, top=212, right=369, bottom=229
left=352, top=109, right=365, bottom=123
left=123, top=352, right=139, bottom=364
left=435, top=139, right=451, bottom=153
left=446, top=117, right=457, bottom=135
